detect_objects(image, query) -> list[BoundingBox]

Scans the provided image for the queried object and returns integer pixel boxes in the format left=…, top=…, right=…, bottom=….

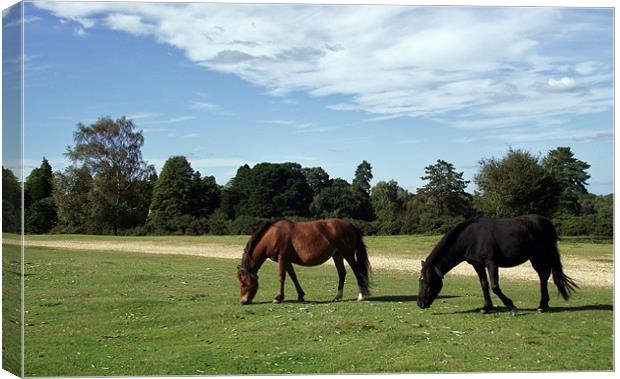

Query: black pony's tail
left=548, top=227, right=578, bottom=301
left=353, top=226, right=372, bottom=295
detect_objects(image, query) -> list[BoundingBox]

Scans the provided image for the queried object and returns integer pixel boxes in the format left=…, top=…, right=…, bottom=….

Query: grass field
left=2, top=243, right=21, bottom=376
left=5, top=234, right=614, bottom=375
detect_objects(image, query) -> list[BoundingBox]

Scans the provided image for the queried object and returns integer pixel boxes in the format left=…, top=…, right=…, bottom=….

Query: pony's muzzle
left=240, top=298, right=252, bottom=305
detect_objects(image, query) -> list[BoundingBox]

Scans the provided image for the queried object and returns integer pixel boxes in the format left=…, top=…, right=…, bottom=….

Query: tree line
left=2, top=116, right=613, bottom=237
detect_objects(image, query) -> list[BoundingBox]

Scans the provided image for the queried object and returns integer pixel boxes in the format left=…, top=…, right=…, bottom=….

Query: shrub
left=117, top=225, right=149, bottom=236
left=187, top=218, right=210, bottom=235
left=553, top=214, right=613, bottom=237
left=208, top=213, right=231, bottom=235
left=594, top=216, right=613, bottom=237
left=375, top=220, right=402, bottom=235
left=230, top=216, right=268, bottom=235
left=350, top=219, right=377, bottom=236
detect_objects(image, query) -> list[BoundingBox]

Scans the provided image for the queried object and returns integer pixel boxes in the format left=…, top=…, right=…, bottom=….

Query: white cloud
left=34, top=3, right=612, bottom=131
left=127, top=112, right=161, bottom=120
left=485, top=128, right=614, bottom=143
left=24, top=16, right=41, bottom=23
left=105, top=13, right=154, bottom=36
left=3, top=14, right=40, bottom=28
left=547, top=77, right=577, bottom=92
left=190, top=101, right=221, bottom=111
left=74, top=27, right=87, bottom=37
left=265, top=119, right=313, bottom=129
left=141, top=127, right=166, bottom=134
left=264, top=119, right=330, bottom=133
left=75, top=17, right=95, bottom=28
left=140, top=116, right=195, bottom=125
left=575, top=61, right=599, bottom=75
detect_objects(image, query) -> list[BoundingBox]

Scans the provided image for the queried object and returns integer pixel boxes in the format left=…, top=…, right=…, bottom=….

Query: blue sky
left=17, top=2, right=614, bottom=194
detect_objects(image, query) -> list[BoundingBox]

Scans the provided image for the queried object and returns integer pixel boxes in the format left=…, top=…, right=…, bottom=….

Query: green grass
left=2, top=242, right=22, bottom=376
left=18, top=241, right=613, bottom=376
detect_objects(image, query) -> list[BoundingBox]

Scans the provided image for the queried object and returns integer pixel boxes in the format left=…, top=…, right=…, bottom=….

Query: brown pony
left=237, top=218, right=371, bottom=305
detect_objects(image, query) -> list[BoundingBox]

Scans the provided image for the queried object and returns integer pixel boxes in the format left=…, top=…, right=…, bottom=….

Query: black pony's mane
left=422, top=216, right=481, bottom=274
left=240, top=219, right=282, bottom=269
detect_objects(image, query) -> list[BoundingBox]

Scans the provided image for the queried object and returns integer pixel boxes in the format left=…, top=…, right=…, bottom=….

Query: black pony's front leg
left=473, top=264, right=493, bottom=314
left=273, top=258, right=286, bottom=304
left=487, top=264, right=517, bottom=316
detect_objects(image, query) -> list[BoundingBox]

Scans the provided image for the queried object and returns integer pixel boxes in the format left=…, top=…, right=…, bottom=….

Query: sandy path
left=5, top=238, right=613, bottom=288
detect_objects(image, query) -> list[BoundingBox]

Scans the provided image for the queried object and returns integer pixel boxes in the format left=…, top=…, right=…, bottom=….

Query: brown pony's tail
left=547, top=225, right=578, bottom=301
left=353, top=226, right=372, bottom=295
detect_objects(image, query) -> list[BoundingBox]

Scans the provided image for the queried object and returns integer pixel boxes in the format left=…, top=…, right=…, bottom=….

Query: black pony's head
left=417, top=260, right=443, bottom=309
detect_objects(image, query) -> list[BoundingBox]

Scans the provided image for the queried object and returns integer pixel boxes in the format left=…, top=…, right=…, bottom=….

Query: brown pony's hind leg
left=332, top=253, right=346, bottom=301
left=342, top=253, right=368, bottom=301
left=285, top=263, right=305, bottom=302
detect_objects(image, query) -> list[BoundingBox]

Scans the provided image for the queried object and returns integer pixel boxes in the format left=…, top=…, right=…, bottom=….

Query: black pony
left=417, top=215, right=578, bottom=315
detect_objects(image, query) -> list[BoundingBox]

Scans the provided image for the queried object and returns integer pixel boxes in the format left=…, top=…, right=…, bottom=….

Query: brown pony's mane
left=422, top=216, right=481, bottom=275
left=241, top=219, right=283, bottom=270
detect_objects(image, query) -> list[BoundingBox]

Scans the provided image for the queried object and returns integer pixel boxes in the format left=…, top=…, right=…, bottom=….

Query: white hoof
left=357, top=293, right=364, bottom=301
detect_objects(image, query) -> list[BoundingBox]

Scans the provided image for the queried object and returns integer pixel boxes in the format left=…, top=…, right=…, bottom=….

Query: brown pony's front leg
left=273, top=257, right=286, bottom=303
left=285, top=263, right=305, bottom=302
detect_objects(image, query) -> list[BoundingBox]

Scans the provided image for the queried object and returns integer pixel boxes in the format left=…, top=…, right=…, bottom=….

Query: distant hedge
left=109, top=213, right=612, bottom=238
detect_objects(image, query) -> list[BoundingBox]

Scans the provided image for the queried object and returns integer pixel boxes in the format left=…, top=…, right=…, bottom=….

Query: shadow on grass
left=248, top=298, right=356, bottom=305
left=247, top=294, right=460, bottom=305
left=525, top=304, right=613, bottom=313
left=367, top=294, right=460, bottom=303
left=433, top=303, right=613, bottom=316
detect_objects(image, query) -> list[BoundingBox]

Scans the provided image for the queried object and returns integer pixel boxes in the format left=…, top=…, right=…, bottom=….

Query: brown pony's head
left=417, top=260, right=443, bottom=309
left=237, top=264, right=259, bottom=305
left=237, top=220, right=277, bottom=305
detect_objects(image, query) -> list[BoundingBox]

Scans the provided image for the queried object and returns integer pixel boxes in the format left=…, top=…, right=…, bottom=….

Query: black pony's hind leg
left=285, top=263, right=305, bottom=302
left=487, top=264, right=518, bottom=316
left=473, top=264, right=493, bottom=314
left=531, top=260, right=551, bottom=312
left=332, top=253, right=346, bottom=301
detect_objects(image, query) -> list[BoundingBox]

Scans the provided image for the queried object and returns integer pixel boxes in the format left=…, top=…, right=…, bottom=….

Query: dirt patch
left=6, top=238, right=612, bottom=288
left=16, top=239, right=241, bottom=260
left=373, top=255, right=612, bottom=288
